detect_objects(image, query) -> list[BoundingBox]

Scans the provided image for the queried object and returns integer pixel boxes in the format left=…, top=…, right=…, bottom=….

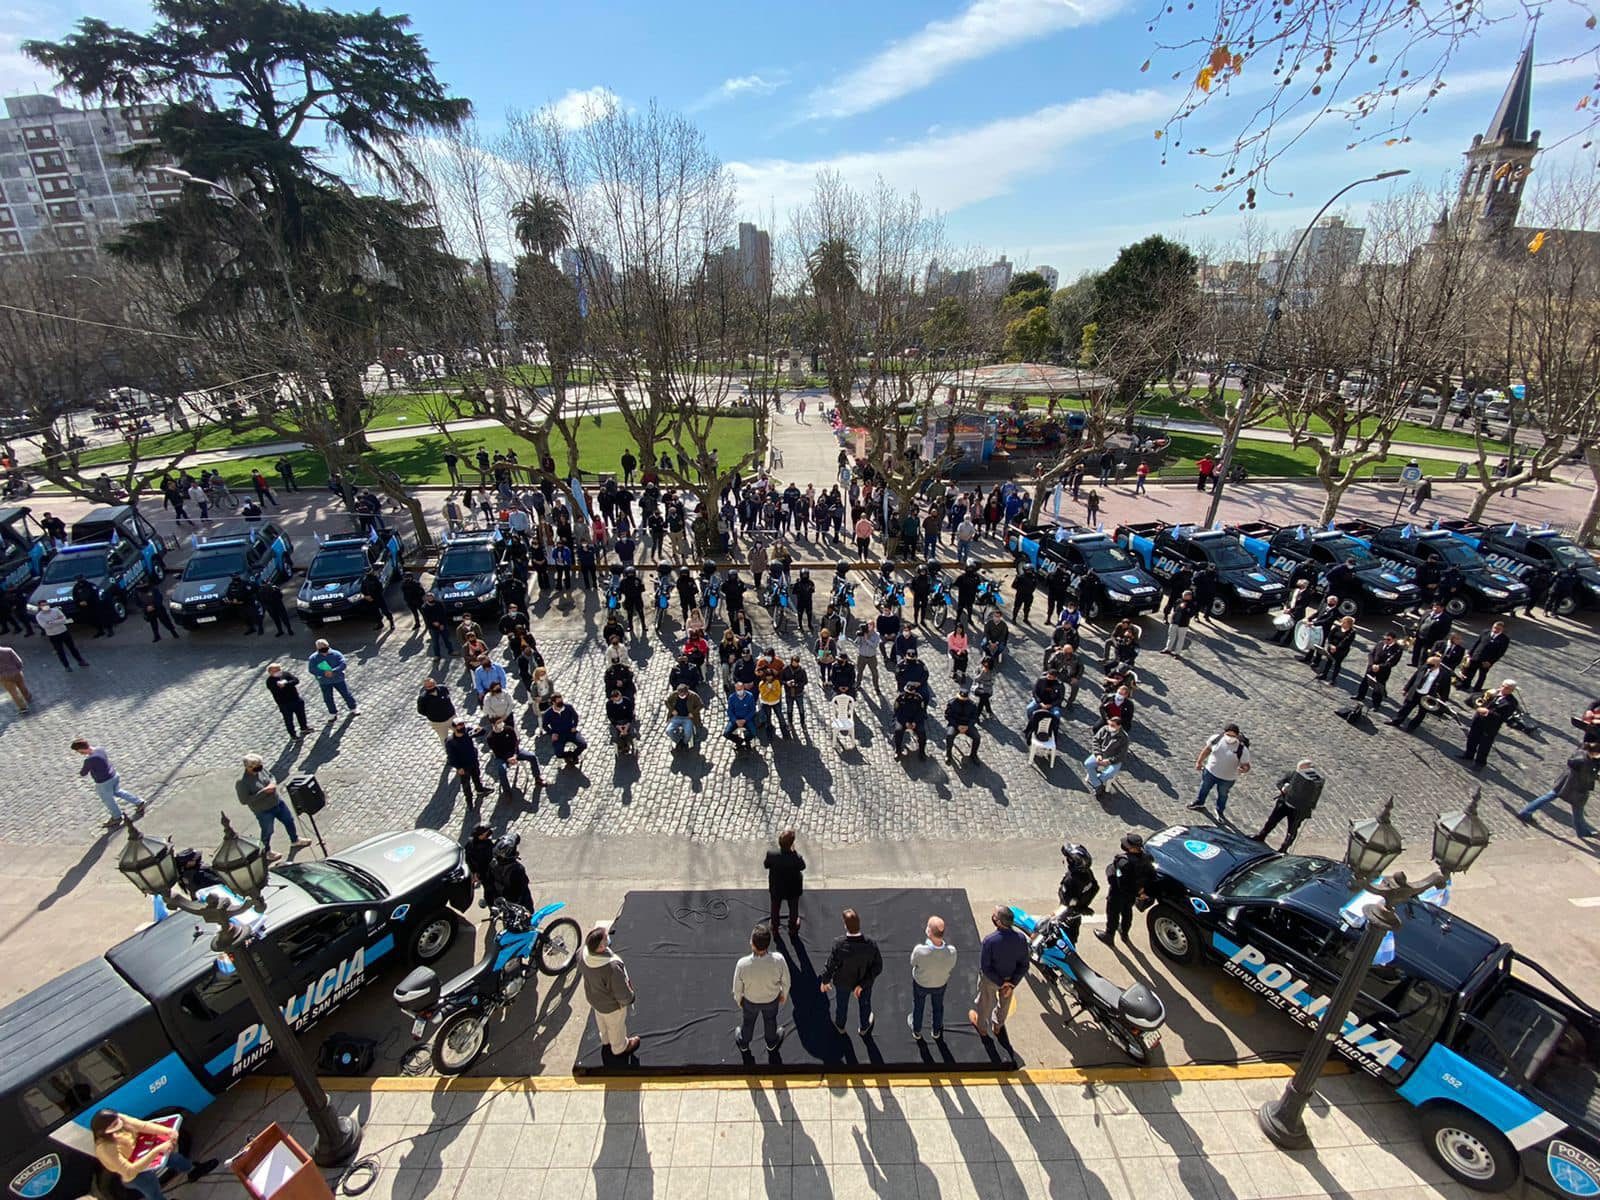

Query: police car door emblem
left=1549, top=1142, right=1600, bottom=1197
left=453, top=581, right=471, bottom=589
left=1122, top=574, right=1142, bottom=585
left=385, top=844, right=416, bottom=862
left=9, top=1154, right=61, bottom=1198
left=199, top=584, right=217, bottom=593
left=1190, top=897, right=1211, bottom=913
left=1183, top=839, right=1221, bottom=860
left=390, top=903, right=410, bottom=922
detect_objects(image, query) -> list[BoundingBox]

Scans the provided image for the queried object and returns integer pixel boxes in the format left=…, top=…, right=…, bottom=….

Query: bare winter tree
left=1271, top=189, right=1477, bottom=522
left=1147, top=2, right=1599, bottom=211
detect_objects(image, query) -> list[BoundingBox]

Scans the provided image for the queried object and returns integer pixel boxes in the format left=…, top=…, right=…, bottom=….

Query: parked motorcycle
left=765, top=576, right=791, bottom=633
left=1007, top=903, right=1166, bottom=1063
left=929, top=571, right=957, bottom=631
left=975, top=575, right=1005, bottom=613
left=393, top=899, right=581, bottom=1074
left=605, top=567, right=624, bottom=611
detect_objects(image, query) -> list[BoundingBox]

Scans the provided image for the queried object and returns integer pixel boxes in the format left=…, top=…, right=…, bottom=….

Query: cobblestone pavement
left=3, top=548, right=1597, bottom=856
left=185, top=1071, right=1525, bottom=1200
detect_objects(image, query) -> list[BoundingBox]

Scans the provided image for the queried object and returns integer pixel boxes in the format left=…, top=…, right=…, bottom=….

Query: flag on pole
left=1052, top=482, right=1063, bottom=516
left=569, top=477, right=591, bottom=522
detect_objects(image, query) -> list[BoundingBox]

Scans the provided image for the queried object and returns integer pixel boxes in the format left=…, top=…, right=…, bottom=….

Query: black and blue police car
left=1140, top=823, right=1600, bottom=1195
left=430, top=531, right=510, bottom=619
left=296, top=521, right=404, bottom=628
left=25, top=507, right=167, bottom=623
left=1441, top=522, right=1600, bottom=616
left=1234, top=521, right=1422, bottom=615
left=168, top=523, right=294, bottom=629
left=1337, top=520, right=1529, bottom=617
left=1006, top=523, right=1162, bottom=619
left=1, top=828, right=469, bottom=1200
left=1115, top=520, right=1291, bottom=617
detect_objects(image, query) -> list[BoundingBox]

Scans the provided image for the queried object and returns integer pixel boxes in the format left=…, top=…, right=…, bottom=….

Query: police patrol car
left=1006, top=523, right=1162, bottom=619
left=25, top=506, right=166, bottom=622
left=431, top=530, right=510, bottom=619
left=1115, top=520, right=1290, bottom=616
left=1141, top=824, right=1600, bottom=1196
left=1441, top=522, right=1600, bottom=616
left=1234, top=521, right=1421, bottom=615
left=1, top=829, right=469, bottom=1200
left=1338, top=520, right=1528, bottom=616
left=168, top=523, right=294, bottom=628
left=0, top=506, right=51, bottom=596
left=296, top=521, right=404, bottom=627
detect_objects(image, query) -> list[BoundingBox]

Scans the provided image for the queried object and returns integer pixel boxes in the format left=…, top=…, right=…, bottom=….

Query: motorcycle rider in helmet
left=490, top=833, right=534, bottom=911
left=1056, top=843, right=1100, bottom=946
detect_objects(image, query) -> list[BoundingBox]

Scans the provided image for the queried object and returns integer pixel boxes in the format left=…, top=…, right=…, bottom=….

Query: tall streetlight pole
left=1258, top=792, right=1491, bottom=1150
left=1204, top=169, right=1411, bottom=528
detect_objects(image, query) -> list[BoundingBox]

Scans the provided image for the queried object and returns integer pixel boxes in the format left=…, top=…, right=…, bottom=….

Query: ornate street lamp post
left=118, top=816, right=362, bottom=1167
left=1258, top=793, right=1491, bottom=1149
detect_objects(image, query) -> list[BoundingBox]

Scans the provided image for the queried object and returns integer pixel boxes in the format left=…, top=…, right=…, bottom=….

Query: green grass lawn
left=1153, top=432, right=1457, bottom=481
left=184, top=414, right=758, bottom=490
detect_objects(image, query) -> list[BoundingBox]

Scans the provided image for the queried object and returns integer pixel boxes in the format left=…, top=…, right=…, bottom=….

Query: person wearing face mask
left=264, top=662, right=310, bottom=738
left=1096, top=832, right=1156, bottom=948
left=1187, top=723, right=1251, bottom=817
left=479, top=678, right=515, bottom=725
left=416, top=676, right=457, bottom=745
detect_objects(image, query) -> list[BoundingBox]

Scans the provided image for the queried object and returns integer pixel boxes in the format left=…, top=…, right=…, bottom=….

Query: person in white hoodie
left=732, top=924, right=790, bottom=1052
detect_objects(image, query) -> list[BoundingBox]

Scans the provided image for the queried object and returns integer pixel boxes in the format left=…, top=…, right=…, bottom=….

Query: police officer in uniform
left=619, top=566, right=647, bottom=635
left=1253, top=760, right=1323, bottom=851
left=361, top=566, right=395, bottom=632
left=490, top=833, right=534, bottom=910
left=258, top=577, right=294, bottom=637
left=1056, top=843, right=1100, bottom=945
left=1096, top=832, right=1155, bottom=947
left=794, top=568, right=817, bottom=632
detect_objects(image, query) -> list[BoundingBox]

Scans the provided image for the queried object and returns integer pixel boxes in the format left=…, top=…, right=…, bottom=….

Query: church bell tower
left=1455, top=38, right=1540, bottom=244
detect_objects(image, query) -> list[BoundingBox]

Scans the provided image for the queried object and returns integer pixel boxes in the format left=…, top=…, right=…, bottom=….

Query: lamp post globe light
left=118, top=817, right=362, bottom=1167
left=1203, top=168, right=1411, bottom=528
left=1258, top=793, right=1491, bottom=1151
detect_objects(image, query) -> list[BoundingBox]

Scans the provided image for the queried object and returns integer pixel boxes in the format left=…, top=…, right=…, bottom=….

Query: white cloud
left=733, top=87, right=1170, bottom=215
left=689, top=72, right=787, bottom=112
left=541, top=86, right=622, bottom=129
left=806, top=0, right=1126, bottom=121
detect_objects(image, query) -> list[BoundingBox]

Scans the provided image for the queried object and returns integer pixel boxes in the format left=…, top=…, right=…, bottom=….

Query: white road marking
left=1569, top=897, right=1600, bottom=908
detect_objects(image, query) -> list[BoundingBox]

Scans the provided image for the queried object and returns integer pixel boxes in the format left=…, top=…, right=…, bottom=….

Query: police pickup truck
left=296, top=522, right=405, bottom=628
left=1440, top=522, right=1600, bottom=616
left=1115, top=520, right=1290, bottom=617
left=1006, top=523, right=1162, bottom=619
left=169, top=523, right=294, bottom=629
left=431, top=530, right=511, bottom=619
left=1233, top=521, right=1421, bottom=616
left=1141, top=824, right=1600, bottom=1196
left=0, top=506, right=51, bottom=597
left=1337, top=520, right=1529, bottom=617
left=1, top=829, right=469, bottom=1200
left=25, top=506, right=167, bottom=623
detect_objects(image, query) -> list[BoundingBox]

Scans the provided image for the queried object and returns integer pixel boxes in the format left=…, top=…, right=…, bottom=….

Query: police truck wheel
left=1337, top=595, right=1363, bottom=618
left=1444, top=595, right=1470, bottom=618
left=1555, top=595, right=1580, bottom=617
left=1146, top=904, right=1203, bottom=965
left=431, top=1010, right=488, bottom=1074
left=1083, top=596, right=1104, bottom=622
left=407, top=910, right=457, bottom=965
left=111, top=597, right=128, bottom=622
left=1419, top=1106, right=1519, bottom=1191
left=536, top=917, right=582, bottom=976
left=1208, top=595, right=1231, bottom=619
left=151, top=562, right=166, bottom=583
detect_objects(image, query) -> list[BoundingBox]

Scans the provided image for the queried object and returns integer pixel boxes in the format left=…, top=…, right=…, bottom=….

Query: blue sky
left=5, top=0, right=1596, bottom=275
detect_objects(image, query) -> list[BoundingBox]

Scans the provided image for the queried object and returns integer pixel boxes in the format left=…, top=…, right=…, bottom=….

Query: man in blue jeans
left=1519, top=746, right=1599, bottom=837
left=234, top=754, right=311, bottom=862
left=307, top=639, right=359, bottom=718
left=732, top=923, right=790, bottom=1052
left=820, top=907, right=883, bottom=1036
left=73, top=738, right=145, bottom=829
left=1187, top=723, right=1251, bottom=816
left=908, top=914, right=957, bottom=1041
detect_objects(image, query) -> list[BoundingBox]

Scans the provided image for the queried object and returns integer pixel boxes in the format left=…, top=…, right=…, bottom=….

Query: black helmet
left=1061, top=843, right=1092, bottom=872
left=656, top=564, right=670, bottom=575
left=493, top=833, right=521, bottom=862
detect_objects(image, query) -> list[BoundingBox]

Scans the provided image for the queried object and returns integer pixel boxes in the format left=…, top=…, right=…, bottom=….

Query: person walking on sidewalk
left=73, top=739, right=145, bottom=829
left=581, top=923, right=640, bottom=1059
left=732, top=923, right=790, bottom=1052
left=264, top=663, right=311, bottom=739
left=35, top=601, right=86, bottom=671
left=908, top=915, right=957, bottom=1042
left=0, top=644, right=31, bottom=713
left=234, top=754, right=311, bottom=862
left=307, top=640, right=359, bottom=718
left=1519, top=744, right=1599, bottom=838
left=971, top=906, right=1026, bottom=1041
left=763, top=829, right=806, bottom=933
left=820, top=907, right=883, bottom=1036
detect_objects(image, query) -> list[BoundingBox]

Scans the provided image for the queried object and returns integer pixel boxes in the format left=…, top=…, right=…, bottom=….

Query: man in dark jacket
left=819, top=907, right=883, bottom=1036
left=360, top=567, right=395, bottom=632
left=1096, top=832, right=1156, bottom=946
left=954, top=565, right=980, bottom=627
left=1254, top=760, right=1323, bottom=851
left=258, top=577, right=293, bottom=637
left=490, top=834, right=534, bottom=910
left=400, top=571, right=428, bottom=628
left=1354, top=633, right=1404, bottom=709
left=421, top=592, right=455, bottom=658
left=763, top=829, right=806, bottom=932
left=463, top=823, right=496, bottom=906
left=444, top=719, right=487, bottom=804
left=1410, top=602, right=1452, bottom=667
left=1190, top=565, right=1219, bottom=619
left=893, top=684, right=929, bottom=758
left=542, top=694, right=588, bottom=765
left=1462, top=621, right=1510, bottom=692
left=943, top=687, right=982, bottom=765
left=264, top=663, right=310, bottom=739
left=1519, top=744, right=1600, bottom=837
left=1462, top=680, right=1520, bottom=769
left=74, top=577, right=115, bottom=638
left=972, top=906, right=1028, bottom=1039
left=1011, top=568, right=1037, bottom=623
left=133, top=581, right=180, bottom=642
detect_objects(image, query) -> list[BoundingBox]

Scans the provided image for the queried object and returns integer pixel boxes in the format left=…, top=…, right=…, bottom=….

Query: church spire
left=1486, top=36, right=1535, bottom=146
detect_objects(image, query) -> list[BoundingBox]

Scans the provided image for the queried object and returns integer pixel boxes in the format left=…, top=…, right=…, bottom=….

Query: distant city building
left=1034, top=265, right=1059, bottom=290
left=977, top=254, right=1013, bottom=295
left=0, top=94, right=178, bottom=261
left=1278, top=214, right=1366, bottom=286
left=737, top=221, right=771, bottom=293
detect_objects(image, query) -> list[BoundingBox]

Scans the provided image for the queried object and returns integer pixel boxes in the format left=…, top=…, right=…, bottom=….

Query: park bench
left=1369, top=465, right=1404, bottom=483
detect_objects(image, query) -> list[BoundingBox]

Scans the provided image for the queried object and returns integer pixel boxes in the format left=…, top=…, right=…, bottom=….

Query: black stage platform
left=573, top=888, right=1021, bottom=1075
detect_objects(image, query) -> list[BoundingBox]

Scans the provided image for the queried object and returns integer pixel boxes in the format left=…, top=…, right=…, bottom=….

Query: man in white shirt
left=732, top=924, right=790, bottom=1052
left=1187, top=723, right=1252, bottom=817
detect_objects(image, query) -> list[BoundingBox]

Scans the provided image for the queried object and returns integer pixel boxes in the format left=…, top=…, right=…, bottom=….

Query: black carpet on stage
left=573, top=888, right=1020, bottom=1075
